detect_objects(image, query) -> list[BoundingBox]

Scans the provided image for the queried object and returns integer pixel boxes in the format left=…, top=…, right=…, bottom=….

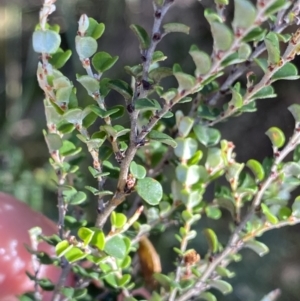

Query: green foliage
left=27, top=0, right=300, bottom=301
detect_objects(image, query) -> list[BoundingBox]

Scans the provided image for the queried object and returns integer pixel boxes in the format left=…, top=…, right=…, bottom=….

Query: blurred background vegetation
left=1, top=0, right=300, bottom=300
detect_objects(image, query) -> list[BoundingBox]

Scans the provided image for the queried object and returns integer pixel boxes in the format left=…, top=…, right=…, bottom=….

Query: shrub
left=24, top=0, right=300, bottom=300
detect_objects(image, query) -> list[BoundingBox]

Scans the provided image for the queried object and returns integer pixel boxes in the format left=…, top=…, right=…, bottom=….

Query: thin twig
left=95, top=0, right=174, bottom=229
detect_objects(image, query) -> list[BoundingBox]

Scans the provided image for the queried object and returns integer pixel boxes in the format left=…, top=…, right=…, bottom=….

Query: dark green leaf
left=243, top=27, right=267, bottom=42
left=86, top=18, right=105, bottom=39
left=108, top=79, right=133, bottom=100
left=272, top=63, right=299, bottom=82
left=83, top=111, right=97, bottom=128
left=250, top=86, right=276, bottom=101
left=38, top=278, right=55, bottom=291
left=92, top=51, right=119, bottom=73
left=265, top=0, right=289, bottom=16
left=49, top=49, right=72, bottom=69
left=130, top=24, right=150, bottom=50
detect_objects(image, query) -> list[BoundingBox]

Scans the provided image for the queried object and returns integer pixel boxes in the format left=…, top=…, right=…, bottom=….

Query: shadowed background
left=1, top=0, right=300, bottom=300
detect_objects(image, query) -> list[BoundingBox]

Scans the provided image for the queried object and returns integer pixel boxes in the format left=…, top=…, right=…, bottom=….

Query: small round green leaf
left=261, top=203, right=278, bottom=224
left=209, top=279, right=232, bottom=294
left=163, top=23, right=190, bottom=35
left=173, top=71, right=196, bottom=92
left=114, top=213, right=127, bottom=228
left=246, top=159, right=265, bottom=181
left=49, top=49, right=72, bottom=69
left=175, top=164, right=202, bottom=186
left=117, top=274, right=131, bottom=287
left=292, top=196, right=300, bottom=217
left=77, top=75, right=100, bottom=97
left=272, top=63, right=299, bottom=82
left=90, top=229, right=105, bottom=250
left=199, top=292, right=217, bottom=301
left=244, top=240, right=269, bottom=256
left=205, top=206, right=222, bottom=220
left=64, top=247, right=87, bottom=263
left=189, top=45, right=211, bottom=76
left=278, top=207, right=292, bottom=220
left=265, top=127, right=285, bottom=148
left=86, top=19, right=105, bottom=39
left=232, top=0, right=256, bottom=30
left=92, top=51, right=119, bottom=73
left=203, top=228, right=218, bottom=253
left=193, top=125, right=221, bottom=147
left=78, top=227, right=94, bottom=245
left=44, top=133, right=63, bottom=152
left=265, top=32, right=280, bottom=65
left=135, top=98, right=161, bottom=111
left=288, top=104, right=300, bottom=123
left=108, top=79, right=133, bottom=100
left=148, top=130, right=177, bottom=148
left=68, top=191, right=87, bottom=205
left=135, top=177, right=163, bottom=205
left=105, top=235, right=127, bottom=259
left=130, top=24, right=150, bottom=50
left=75, top=36, right=97, bottom=59
left=32, top=30, right=61, bottom=54
left=130, top=161, right=146, bottom=179
left=178, top=116, right=194, bottom=138
left=174, top=137, right=198, bottom=160
left=210, top=22, right=233, bottom=51
left=55, top=240, right=73, bottom=257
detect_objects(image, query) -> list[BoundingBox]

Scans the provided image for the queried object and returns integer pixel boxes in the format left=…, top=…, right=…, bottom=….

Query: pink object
left=0, top=192, right=73, bottom=300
